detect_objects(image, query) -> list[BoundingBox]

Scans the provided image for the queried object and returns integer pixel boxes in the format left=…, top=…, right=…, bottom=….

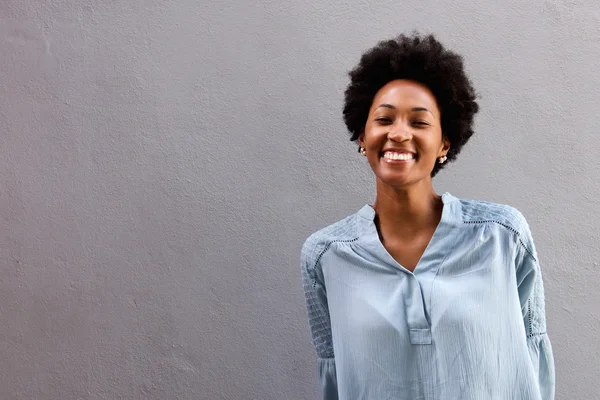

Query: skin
left=358, top=79, right=450, bottom=272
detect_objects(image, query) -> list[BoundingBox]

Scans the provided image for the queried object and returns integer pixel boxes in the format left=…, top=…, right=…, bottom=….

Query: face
left=359, top=79, right=450, bottom=189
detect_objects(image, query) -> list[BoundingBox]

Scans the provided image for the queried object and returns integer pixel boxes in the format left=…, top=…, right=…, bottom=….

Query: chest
left=323, top=238, right=522, bottom=346
left=382, top=232, right=434, bottom=272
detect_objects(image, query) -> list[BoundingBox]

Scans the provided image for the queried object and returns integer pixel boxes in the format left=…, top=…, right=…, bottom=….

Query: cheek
left=364, top=126, right=386, bottom=144
left=419, top=132, right=444, bottom=151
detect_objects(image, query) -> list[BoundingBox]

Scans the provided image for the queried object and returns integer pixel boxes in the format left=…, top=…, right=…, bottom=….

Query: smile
left=382, top=152, right=415, bottom=162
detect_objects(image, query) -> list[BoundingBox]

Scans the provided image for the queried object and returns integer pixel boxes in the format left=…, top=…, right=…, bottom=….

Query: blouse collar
left=357, top=192, right=462, bottom=226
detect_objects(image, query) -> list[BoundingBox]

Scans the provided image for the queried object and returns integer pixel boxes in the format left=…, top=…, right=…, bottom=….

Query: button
left=409, top=328, right=432, bottom=345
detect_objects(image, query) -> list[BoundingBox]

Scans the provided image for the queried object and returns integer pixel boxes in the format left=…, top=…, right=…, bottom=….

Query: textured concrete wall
left=1, top=0, right=599, bottom=399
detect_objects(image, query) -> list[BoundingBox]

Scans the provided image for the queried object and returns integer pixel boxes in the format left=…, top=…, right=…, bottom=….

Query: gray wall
left=1, top=1, right=599, bottom=399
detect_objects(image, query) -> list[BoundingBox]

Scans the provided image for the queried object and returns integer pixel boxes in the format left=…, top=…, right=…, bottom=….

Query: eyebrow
left=375, top=104, right=434, bottom=116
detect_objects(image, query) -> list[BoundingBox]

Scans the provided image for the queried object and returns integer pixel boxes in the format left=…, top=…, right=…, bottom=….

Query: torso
left=302, top=194, right=549, bottom=399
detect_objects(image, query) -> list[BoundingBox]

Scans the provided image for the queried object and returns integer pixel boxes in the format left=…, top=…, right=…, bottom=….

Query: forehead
left=372, top=79, right=439, bottom=112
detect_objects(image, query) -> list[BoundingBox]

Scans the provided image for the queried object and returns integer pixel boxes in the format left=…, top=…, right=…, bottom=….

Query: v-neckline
left=361, top=193, right=453, bottom=275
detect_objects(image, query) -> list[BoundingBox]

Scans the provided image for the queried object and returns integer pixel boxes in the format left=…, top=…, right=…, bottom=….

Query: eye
left=375, top=117, right=392, bottom=125
left=412, top=121, right=430, bottom=126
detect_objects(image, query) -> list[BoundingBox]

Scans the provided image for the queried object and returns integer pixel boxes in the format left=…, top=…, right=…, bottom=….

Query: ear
left=358, top=131, right=366, bottom=147
left=439, top=136, right=451, bottom=156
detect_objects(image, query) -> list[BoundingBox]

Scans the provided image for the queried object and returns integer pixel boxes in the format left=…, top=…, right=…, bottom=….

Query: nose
left=387, top=124, right=412, bottom=143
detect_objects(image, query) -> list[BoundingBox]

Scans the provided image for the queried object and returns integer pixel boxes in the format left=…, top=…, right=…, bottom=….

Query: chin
left=376, top=169, right=430, bottom=187
left=378, top=174, right=415, bottom=188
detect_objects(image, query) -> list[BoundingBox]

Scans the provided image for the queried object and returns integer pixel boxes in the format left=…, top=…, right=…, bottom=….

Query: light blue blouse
left=301, top=193, right=555, bottom=400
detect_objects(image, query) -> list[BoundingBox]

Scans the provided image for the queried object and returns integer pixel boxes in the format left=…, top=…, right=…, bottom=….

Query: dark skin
left=358, top=79, right=450, bottom=272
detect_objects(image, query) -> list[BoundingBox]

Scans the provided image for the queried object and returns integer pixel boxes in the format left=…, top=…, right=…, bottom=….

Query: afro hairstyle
left=343, top=32, right=479, bottom=176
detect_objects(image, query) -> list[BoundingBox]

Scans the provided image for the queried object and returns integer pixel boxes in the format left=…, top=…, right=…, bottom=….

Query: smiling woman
left=301, top=33, right=555, bottom=400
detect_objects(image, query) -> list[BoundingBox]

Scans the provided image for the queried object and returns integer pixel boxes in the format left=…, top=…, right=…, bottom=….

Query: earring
left=438, top=155, right=447, bottom=164
left=360, top=147, right=367, bottom=156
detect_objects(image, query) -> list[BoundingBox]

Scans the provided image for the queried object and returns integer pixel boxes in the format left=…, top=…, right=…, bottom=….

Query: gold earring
left=360, top=147, right=367, bottom=156
left=438, top=155, right=447, bottom=164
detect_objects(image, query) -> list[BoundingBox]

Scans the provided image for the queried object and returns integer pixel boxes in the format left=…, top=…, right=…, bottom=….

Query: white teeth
left=384, top=152, right=414, bottom=161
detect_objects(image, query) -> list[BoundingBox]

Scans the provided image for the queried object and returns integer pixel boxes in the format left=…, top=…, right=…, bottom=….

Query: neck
left=372, top=179, right=443, bottom=235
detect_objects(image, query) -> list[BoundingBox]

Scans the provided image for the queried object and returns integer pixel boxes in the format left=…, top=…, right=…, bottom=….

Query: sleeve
left=515, top=219, right=556, bottom=400
left=301, top=238, right=339, bottom=400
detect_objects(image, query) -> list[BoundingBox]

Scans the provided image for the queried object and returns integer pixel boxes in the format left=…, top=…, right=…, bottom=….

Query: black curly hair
left=343, top=32, right=479, bottom=177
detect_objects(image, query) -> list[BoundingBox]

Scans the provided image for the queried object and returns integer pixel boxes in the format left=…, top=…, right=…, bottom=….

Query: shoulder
left=457, top=197, right=530, bottom=235
left=301, top=212, right=360, bottom=270
left=455, top=196, right=536, bottom=258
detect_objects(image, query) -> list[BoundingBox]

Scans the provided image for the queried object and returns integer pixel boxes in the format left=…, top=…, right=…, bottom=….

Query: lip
left=381, top=148, right=416, bottom=156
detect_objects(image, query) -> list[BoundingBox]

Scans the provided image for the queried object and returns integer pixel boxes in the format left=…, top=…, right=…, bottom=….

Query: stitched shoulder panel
left=459, top=198, right=529, bottom=233
left=301, top=213, right=359, bottom=272
left=459, top=198, right=536, bottom=259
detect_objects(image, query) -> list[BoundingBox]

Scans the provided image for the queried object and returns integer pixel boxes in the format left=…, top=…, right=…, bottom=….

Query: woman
left=301, top=33, right=555, bottom=400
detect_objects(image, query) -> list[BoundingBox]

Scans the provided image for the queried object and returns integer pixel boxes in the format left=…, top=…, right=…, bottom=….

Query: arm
left=301, top=239, right=339, bottom=400
left=515, top=222, right=556, bottom=400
